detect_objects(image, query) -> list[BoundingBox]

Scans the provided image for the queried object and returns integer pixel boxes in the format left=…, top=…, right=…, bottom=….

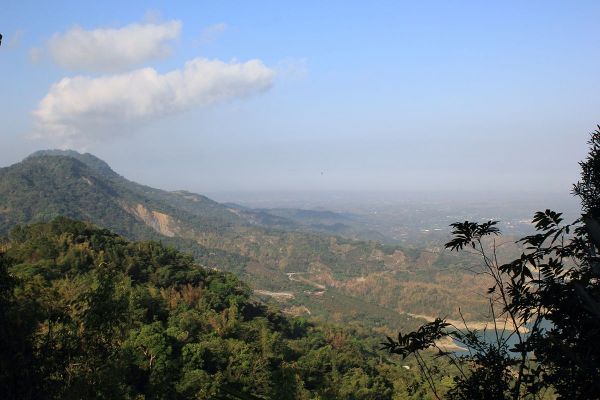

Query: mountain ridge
left=1, top=150, right=245, bottom=236
left=0, top=150, right=492, bottom=329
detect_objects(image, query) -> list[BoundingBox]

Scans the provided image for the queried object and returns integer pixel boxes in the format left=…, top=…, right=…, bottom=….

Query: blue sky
left=1, top=1, right=598, bottom=194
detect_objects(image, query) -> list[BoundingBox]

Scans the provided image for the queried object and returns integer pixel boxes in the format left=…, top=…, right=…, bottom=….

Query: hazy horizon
left=2, top=1, right=598, bottom=194
left=0, top=149, right=583, bottom=208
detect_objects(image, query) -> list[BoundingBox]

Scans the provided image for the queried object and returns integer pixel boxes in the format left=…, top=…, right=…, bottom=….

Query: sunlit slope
left=0, top=151, right=494, bottom=326
left=3, top=218, right=452, bottom=399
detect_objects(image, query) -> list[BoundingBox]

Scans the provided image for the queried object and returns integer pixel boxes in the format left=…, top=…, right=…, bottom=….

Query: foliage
left=383, top=127, right=600, bottom=399
left=0, top=217, right=439, bottom=399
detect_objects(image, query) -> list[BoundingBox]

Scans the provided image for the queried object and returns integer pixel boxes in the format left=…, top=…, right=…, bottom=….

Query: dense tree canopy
left=0, top=217, right=449, bottom=399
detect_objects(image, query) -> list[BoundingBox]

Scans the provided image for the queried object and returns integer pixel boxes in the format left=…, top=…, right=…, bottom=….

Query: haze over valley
left=210, top=190, right=581, bottom=245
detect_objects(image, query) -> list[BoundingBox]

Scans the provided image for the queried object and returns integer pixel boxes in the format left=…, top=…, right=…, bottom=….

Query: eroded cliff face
left=122, top=203, right=180, bottom=237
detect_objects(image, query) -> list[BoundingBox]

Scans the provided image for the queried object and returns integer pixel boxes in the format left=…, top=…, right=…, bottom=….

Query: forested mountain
left=2, top=151, right=386, bottom=242
left=1, top=150, right=244, bottom=235
left=0, top=151, right=494, bottom=333
left=1, top=218, right=457, bottom=399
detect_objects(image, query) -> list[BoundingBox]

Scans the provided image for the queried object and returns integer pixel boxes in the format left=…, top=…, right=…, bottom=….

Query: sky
left=1, top=1, right=598, bottom=196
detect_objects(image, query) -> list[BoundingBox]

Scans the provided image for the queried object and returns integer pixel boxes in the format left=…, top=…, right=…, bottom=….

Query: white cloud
left=33, top=58, right=274, bottom=147
left=47, top=20, right=181, bottom=72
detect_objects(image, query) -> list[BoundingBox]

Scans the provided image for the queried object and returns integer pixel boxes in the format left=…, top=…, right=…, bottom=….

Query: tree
left=383, top=126, right=600, bottom=399
left=0, top=252, right=41, bottom=399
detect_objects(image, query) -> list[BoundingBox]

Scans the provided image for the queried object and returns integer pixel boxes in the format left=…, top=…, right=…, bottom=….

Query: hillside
left=0, top=151, right=493, bottom=329
left=1, top=218, right=460, bottom=399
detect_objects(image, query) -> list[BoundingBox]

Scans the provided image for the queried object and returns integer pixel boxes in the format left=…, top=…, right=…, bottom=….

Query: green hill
left=0, top=151, right=492, bottom=330
left=4, top=150, right=244, bottom=235
left=2, top=218, right=457, bottom=399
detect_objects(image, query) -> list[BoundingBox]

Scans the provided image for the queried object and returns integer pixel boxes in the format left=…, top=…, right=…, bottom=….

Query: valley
left=0, top=150, right=502, bottom=335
